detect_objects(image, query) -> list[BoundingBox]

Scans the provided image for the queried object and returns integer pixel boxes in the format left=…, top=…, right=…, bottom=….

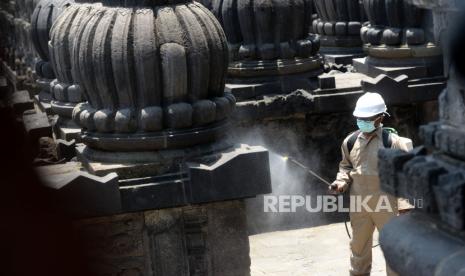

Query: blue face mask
left=357, top=119, right=376, bottom=133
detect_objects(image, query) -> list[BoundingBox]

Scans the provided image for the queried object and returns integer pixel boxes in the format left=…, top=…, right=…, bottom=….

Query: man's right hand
left=329, top=182, right=345, bottom=194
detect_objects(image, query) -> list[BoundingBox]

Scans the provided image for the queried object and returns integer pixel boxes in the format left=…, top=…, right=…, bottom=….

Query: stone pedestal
left=74, top=200, right=251, bottom=276
left=47, top=0, right=272, bottom=274
left=210, top=0, right=324, bottom=101
left=313, top=0, right=366, bottom=64
left=354, top=0, right=443, bottom=79
left=69, top=140, right=271, bottom=276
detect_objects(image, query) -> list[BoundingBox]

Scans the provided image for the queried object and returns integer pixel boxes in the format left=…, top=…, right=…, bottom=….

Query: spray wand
left=280, top=154, right=381, bottom=247
left=281, top=155, right=337, bottom=190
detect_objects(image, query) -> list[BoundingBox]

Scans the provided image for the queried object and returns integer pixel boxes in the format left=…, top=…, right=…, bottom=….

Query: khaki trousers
left=349, top=193, right=398, bottom=276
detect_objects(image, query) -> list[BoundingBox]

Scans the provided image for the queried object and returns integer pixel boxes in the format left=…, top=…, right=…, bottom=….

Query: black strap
left=347, top=130, right=361, bottom=154
left=346, top=128, right=392, bottom=154
left=382, top=128, right=393, bottom=149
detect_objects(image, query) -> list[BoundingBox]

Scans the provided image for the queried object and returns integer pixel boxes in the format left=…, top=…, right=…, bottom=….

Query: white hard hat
left=353, top=92, right=388, bottom=118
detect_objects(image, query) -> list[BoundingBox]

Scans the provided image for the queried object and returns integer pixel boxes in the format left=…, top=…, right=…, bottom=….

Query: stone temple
left=0, top=0, right=465, bottom=275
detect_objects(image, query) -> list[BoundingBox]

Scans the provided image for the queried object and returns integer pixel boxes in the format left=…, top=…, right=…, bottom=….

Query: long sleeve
left=334, top=141, right=353, bottom=192
left=392, top=134, right=413, bottom=152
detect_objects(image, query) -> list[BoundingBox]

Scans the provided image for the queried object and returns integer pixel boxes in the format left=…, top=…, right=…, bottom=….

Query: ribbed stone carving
left=31, top=0, right=72, bottom=80
left=353, top=0, right=442, bottom=78
left=313, top=0, right=365, bottom=50
left=361, top=0, right=440, bottom=56
left=49, top=0, right=101, bottom=118
left=71, top=0, right=234, bottom=151
left=210, top=0, right=322, bottom=78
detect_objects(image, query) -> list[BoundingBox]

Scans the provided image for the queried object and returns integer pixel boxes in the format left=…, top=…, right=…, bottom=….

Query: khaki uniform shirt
left=334, top=127, right=412, bottom=210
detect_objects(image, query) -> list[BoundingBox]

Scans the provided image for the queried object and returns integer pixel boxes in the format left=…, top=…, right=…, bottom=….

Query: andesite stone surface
left=313, top=0, right=366, bottom=64
left=206, top=0, right=324, bottom=100
left=354, top=0, right=443, bottom=79
left=48, top=0, right=101, bottom=140
left=74, top=200, right=252, bottom=276
left=31, top=0, right=73, bottom=114
left=45, top=1, right=273, bottom=275
left=71, top=0, right=235, bottom=152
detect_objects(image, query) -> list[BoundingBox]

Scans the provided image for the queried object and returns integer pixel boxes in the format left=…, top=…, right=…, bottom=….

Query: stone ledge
left=10, top=90, right=33, bottom=114
left=119, top=144, right=272, bottom=212
left=22, top=109, right=52, bottom=143
left=74, top=143, right=272, bottom=213
left=233, top=74, right=445, bottom=122
left=353, top=56, right=444, bottom=78
left=37, top=162, right=121, bottom=218
left=380, top=212, right=465, bottom=276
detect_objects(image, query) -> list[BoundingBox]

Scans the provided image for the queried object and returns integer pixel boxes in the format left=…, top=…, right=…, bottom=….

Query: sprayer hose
left=344, top=215, right=379, bottom=248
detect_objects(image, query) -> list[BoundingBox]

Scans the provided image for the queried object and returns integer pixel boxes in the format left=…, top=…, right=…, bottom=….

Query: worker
left=330, top=92, right=412, bottom=276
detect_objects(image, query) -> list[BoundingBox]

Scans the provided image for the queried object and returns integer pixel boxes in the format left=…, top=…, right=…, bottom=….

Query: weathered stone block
left=434, top=126, right=465, bottom=160
left=40, top=168, right=121, bottom=218
left=380, top=212, right=465, bottom=276
left=378, top=148, right=415, bottom=196
left=318, top=74, right=336, bottom=89
left=10, top=90, right=33, bottom=114
left=434, top=172, right=465, bottom=230
left=403, top=157, right=447, bottom=213
left=361, top=74, right=410, bottom=104
left=22, top=110, right=52, bottom=142
left=73, top=201, right=251, bottom=276
left=112, top=144, right=272, bottom=212
left=56, top=139, right=76, bottom=161
left=34, top=89, right=52, bottom=114
left=187, top=144, right=272, bottom=204
left=419, top=122, right=440, bottom=149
